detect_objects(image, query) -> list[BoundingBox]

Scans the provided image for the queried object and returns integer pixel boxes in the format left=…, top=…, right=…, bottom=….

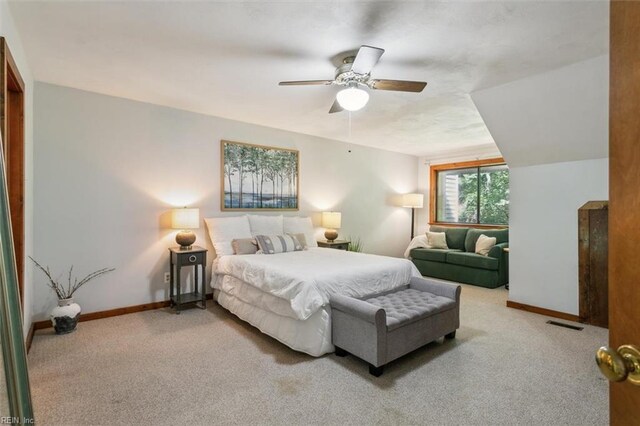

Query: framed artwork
left=221, top=140, right=299, bottom=211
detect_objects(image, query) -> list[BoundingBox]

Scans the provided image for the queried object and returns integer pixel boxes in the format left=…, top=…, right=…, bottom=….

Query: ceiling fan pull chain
left=348, top=111, right=352, bottom=139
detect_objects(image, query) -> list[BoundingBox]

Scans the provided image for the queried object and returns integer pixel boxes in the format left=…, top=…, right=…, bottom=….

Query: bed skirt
left=214, top=288, right=334, bottom=357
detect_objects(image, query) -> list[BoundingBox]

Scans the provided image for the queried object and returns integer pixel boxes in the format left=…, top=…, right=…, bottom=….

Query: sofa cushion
left=446, top=252, right=499, bottom=271
left=365, top=289, right=456, bottom=331
left=464, top=228, right=509, bottom=253
left=410, top=248, right=461, bottom=262
left=426, top=232, right=448, bottom=249
left=475, top=234, right=497, bottom=256
left=430, top=226, right=469, bottom=251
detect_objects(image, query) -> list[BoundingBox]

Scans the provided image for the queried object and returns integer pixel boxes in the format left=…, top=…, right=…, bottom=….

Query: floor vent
left=546, top=320, right=583, bottom=331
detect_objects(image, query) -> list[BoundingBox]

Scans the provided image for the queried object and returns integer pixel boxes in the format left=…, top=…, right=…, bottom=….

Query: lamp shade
left=336, top=87, right=369, bottom=111
left=322, top=211, right=342, bottom=229
left=402, top=193, right=424, bottom=208
left=171, top=208, right=200, bottom=229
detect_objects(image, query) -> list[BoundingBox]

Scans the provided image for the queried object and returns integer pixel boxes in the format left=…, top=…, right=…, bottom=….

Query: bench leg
left=445, top=330, right=456, bottom=339
left=369, top=364, right=384, bottom=377
left=334, top=346, right=348, bottom=357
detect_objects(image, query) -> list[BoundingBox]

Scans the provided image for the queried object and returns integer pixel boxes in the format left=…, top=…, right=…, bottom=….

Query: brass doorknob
left=595, top=344, right=640, bottom=385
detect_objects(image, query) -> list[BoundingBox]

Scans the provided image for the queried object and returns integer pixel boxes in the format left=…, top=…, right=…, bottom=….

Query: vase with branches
left=30, top=257, right=115, bottom=334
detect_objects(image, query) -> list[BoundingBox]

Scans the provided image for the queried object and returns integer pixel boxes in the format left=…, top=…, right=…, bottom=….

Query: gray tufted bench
left=330, top=276, right=461, bottom=376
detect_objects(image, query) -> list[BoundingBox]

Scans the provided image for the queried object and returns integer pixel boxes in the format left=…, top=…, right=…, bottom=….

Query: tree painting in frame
left=221, top=140, right=299, bottom=210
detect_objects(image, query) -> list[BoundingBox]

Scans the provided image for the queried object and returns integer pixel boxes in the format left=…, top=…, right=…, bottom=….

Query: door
left=604, top=1, right=640, bottom=423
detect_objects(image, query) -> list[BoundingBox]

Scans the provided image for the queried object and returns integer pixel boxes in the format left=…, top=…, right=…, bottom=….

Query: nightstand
left=317, top=240, right=350, bottom=251
left=169, top=246, right=207, bottom=313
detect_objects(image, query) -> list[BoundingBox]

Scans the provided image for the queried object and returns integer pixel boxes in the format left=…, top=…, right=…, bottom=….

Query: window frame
left=429, top=157, right=508, bottom=229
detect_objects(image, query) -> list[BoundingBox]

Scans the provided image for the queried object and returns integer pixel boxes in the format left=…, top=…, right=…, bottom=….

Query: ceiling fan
left=279, top=45, right=427, bottom=113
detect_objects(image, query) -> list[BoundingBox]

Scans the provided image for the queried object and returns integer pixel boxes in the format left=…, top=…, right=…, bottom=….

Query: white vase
left=50, top=298, right=81, bottom=335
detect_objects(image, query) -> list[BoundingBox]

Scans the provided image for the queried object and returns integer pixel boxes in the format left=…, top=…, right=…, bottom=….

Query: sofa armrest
left=409, top=276, right=461, bottom=302
left=330, top=294, right=386, bottom=325
left=488, top=242, right=509, bottom=259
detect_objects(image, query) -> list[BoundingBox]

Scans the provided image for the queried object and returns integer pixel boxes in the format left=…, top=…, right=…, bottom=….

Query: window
left=430, top=158, right=509, bottom=227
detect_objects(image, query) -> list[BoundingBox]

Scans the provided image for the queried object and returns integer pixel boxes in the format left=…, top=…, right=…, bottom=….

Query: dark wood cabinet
left=578, top=201, right=608, bottom=328
left=317, top=240, right=350, bottom=250
left=169, top=246, right=207, bottom=313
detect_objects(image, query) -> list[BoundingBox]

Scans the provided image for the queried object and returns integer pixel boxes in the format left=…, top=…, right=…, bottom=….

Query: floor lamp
left=403, top=193, right=424, bottom=240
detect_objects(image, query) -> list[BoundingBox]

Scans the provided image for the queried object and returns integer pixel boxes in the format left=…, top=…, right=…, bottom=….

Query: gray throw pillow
left=231, top=238, right=259, bottom=255
left=288, top=232, right=308, bottom=249
left=255, top=234, right=303, bottom=254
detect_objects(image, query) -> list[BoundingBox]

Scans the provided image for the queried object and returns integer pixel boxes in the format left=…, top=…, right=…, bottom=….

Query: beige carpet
left=29, top=284, right=608, bottom=425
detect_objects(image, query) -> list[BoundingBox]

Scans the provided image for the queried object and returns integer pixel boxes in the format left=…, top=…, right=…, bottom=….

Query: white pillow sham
left=204, top=215, right=252, bottom=257
left=283, top=216, right=317, bottom=248
left=248, top=215, right=284, bottom=237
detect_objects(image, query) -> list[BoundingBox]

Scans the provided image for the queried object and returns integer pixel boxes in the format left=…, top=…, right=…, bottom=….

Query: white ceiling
left=9, top=1, right=609, bottom=157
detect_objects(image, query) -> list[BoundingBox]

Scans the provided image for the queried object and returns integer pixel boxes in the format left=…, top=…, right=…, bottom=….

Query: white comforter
left=213, top=248, right=420, bottom=321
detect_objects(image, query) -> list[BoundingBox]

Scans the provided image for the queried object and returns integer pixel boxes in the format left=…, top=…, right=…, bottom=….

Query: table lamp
left=172, top=207, right=200, bottom=250
left=322, top=211, right=342, bottom=242
left=402, top=193, right=424, bottom=240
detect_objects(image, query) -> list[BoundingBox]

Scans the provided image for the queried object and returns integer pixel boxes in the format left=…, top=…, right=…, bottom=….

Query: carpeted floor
left=29, top=284, right=608, bottom=425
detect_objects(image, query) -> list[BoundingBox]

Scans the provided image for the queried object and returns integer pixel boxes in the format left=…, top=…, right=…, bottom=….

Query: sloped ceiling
left=9, top=1, right=609, bottom=156
left=471, top=55, right=608, bottom=167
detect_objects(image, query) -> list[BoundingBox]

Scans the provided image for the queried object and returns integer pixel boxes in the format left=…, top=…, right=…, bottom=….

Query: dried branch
left=29, top=257, right=114, bottom=300
left=69, top=267, right=115, bottom=297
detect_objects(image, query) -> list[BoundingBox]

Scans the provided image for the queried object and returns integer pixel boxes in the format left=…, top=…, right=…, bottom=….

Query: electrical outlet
left=164, top=272, right=170, bottom=283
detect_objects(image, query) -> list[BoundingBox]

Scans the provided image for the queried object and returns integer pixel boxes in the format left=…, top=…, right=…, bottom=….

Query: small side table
left=317, top=240, right=350, bottom=251
left=503, top=247, right=510, bottom=290
left=169, top=246, right=207, bottom=313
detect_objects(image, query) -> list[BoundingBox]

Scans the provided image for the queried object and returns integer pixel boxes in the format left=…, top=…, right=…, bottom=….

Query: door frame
left=0, top=38, right=25, bottom=312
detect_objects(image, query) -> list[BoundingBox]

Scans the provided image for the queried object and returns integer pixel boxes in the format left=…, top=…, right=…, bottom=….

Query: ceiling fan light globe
left=336, top=87, right=369, bottom=111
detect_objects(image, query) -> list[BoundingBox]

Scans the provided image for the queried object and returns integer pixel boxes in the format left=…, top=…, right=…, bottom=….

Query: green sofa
left=409, top=226, right=509, bottom=289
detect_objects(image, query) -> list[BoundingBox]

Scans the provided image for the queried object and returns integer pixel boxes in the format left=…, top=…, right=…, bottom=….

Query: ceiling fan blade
left=370, top=79, right=427, bottom=93
left=351, top=45, right=385, bottom=75
left=329, top=99, right=344, bottom=114
left=279, top=80, right=333, bottom=86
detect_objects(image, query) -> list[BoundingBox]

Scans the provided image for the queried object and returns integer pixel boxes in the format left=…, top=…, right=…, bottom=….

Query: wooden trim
left=25, top=323, right=34, bottom=354
left=428, top=222, right=508, bottom=230
left=429, top=157, right=506, bottom=227
left=3, top=43, right=23, bottom=92
left=430, top=157, right=506, bottom=172
left=33, top=294, right=214, bottom=331
left=0, top=38, right=25, bottom=312
left=506, top=300, right=580, bottom=322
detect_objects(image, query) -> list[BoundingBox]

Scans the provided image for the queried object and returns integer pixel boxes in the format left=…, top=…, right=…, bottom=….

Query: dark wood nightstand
left=169, top=246, right=207, bottom=313
left=317, top=240, right=350, bottom=251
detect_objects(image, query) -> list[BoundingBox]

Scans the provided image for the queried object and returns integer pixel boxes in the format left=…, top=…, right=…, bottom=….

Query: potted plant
left=346, top=237, right=364, bottom=253
left=30, top=257, right=114, bottom=334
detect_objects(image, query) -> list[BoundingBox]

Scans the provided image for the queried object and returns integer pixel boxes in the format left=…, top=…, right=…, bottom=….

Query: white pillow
left=204, top=216, right=252, bottom=257
left=426, top=231, right=448, bottom=250
left=475, top=234, right=497, bottom=256
left=283, top=216, right=317, bottom=248
left=248, top=215, right=284, bottom=237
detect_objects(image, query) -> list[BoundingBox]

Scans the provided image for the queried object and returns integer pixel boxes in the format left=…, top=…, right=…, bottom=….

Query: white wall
left=471, top=56, right=609, bottom=315
left=1, top=4, right=34, bottom=337
left=33, top=83, right=419, bottom=320
left=472, top=55, right=608, bottom=167
left=509, top=158, right=608, bottom=315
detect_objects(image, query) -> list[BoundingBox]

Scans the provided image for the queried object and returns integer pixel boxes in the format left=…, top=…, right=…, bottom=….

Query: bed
left=206, top=215, right=420, bottom=356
